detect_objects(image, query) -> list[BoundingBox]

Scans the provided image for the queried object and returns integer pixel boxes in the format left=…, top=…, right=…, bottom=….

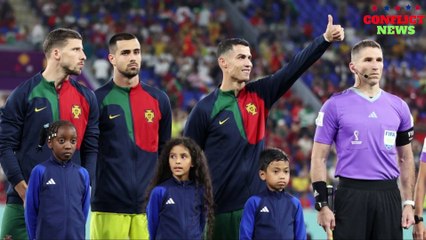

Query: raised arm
left=252, top=14, right=344, bottom=108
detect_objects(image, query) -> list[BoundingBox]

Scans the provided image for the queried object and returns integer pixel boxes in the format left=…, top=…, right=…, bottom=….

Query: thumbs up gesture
left=323, top=14, right=344, bottom=42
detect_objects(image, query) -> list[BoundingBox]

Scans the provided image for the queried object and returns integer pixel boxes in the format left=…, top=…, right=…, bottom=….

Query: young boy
left=239, top=148, right=306, bottom=240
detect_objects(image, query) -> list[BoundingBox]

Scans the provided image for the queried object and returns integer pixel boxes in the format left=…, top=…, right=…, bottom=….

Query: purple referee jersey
left=314, top=88, right=413, bottom=180
left=420, top=138, right=426, bottom=162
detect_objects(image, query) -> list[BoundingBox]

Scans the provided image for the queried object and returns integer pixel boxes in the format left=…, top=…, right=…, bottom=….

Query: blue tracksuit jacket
left=239, top=189, right=306, bottom=240
left=25, top=156, right=90, bottom=240
left=146, top=178, right=205, bottom=240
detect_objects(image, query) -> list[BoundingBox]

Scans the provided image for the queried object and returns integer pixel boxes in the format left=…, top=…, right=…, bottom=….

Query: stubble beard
left=120, top=68, right=139, bottom=79
left=64, top=66, right=82, bottom=76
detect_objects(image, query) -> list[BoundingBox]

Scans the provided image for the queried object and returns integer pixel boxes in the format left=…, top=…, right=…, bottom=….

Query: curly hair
left=145, top=137, right=215, bottom=239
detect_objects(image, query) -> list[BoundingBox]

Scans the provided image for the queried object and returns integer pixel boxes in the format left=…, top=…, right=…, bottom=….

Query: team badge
left=145, top=109, right=155, bottom=123
left=71, top=105, right=81, bottom=119
left=246, top=103, right=257, bottom=116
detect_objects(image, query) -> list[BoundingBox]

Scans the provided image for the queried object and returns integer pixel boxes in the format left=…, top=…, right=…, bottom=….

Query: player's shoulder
left=10, top=73, right=43, bottom=97
left=190, top=90, right=217, bottom=113
left=140, top=81, right=170, bottom=100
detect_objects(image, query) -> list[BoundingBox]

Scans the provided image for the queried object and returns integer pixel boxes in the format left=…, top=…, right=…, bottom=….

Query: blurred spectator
left=92, top=53, right=111, bottom=85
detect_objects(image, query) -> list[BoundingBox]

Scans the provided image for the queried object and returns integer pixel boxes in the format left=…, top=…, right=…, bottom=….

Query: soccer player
left=184, top=15, right=344, bottom=239
left=0, top=28, right=98, bottom=239
left=90, top=32, right=172, bottom=239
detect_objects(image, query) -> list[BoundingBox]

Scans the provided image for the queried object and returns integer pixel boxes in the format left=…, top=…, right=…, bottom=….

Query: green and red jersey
left=92, top=80, right=172, bottom=214
left=184, top=36, right=331, bottom=213
left=0, top=72, right=99, bottom=204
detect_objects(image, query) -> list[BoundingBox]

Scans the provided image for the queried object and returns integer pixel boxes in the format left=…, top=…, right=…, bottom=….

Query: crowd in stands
left=1, top=0, right=426, bottom=208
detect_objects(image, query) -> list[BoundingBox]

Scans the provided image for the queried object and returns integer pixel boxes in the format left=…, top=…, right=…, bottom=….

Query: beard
left=64, top=66, right=82, bottom=76
left=119, top=67, right=140, bottom=79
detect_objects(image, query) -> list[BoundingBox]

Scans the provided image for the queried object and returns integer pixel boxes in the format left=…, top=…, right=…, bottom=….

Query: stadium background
left=0, top=0, right=425, bottom=238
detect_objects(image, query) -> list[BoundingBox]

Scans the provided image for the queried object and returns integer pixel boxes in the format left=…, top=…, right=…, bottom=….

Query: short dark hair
left=42, top=28, right=82, bottom=56
left=216, top=38, right=250, bottom=57
left=351, top=39, right=382, bottom=60
left=109, top=33, right=138, bottom=53
left=259, top=148, right=289, bottom=171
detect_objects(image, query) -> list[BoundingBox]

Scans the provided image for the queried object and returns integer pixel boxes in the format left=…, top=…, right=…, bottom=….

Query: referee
left=311, top=39, right=415, bottom=239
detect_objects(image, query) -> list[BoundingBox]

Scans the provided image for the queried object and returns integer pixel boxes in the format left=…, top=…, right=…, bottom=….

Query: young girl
left=25, top=120, right=90, bottom=239
left=146, top=137, right=214, bottom=240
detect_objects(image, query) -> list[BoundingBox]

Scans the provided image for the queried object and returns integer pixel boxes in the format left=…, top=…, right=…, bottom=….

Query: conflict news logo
left=363, top=2, right=424, bottom=35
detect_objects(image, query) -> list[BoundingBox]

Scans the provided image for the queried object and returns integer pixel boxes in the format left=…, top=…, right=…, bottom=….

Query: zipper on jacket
left=128, top=87, right=138, bottom=212
left=233, top=94, right=247, bottom=139
left=63, top=163, right=69, bottom=236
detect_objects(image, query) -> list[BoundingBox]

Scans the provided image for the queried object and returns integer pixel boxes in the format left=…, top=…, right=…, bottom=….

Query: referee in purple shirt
left=311, top=39, right=415, bottom=239
left=413, top=138, right=426, bottom=240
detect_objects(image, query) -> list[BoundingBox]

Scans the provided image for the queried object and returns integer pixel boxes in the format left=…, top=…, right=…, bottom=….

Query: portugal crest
left=71, top=105, right=81, bottom=119
left=145, top=109, right=154, bottom=123
left=245, top=103, right=257, bottom=116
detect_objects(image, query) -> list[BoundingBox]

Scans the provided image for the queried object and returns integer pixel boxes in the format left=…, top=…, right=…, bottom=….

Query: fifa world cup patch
left=351, top=130, right=362, bottom=145
left=384, top=130, right=396, bottom=149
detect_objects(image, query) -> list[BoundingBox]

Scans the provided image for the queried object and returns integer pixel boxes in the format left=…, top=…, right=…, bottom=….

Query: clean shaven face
left=48, top=126, right=77, bottom=162
left=351, top=47, right=383, bottom=86
left=169, top=144, right=193, bottom=181
left=221, top=44, right=253, bottom=91
left=260, top=160, right=290, bottom=192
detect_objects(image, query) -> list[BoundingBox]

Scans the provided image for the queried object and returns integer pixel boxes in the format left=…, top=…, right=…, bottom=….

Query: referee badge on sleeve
left=384, top=130, right=396, bottom=150
left=315, top=112, right=324, bottom=127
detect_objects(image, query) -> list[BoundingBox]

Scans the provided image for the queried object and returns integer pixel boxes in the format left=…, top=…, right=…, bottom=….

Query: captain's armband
left=395, top=127, right=414, bottom=146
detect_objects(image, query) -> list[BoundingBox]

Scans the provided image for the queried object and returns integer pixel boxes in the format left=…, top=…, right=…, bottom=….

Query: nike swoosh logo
left=109, top=114, right=121, bottom=119
left=219, top=117, right=229, bottom=125
left=34, top=107, right=47, bottom=112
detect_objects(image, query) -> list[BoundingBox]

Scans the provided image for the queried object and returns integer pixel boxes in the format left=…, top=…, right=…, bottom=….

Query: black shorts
left=333, top=177, right=402, bottom=240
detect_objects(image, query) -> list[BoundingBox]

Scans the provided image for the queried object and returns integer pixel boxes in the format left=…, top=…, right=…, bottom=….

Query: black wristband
left=312, top=181, right=327, bottom=203
left=415, top=215, right=423, bottom=224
